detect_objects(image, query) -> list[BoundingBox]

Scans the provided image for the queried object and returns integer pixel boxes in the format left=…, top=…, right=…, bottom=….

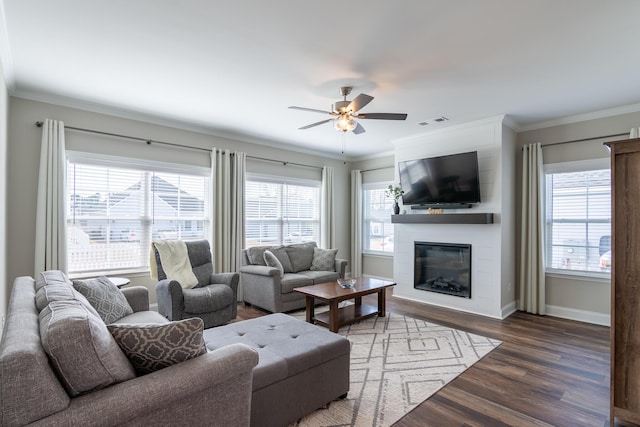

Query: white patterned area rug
left=290, top=309, right=501, bottom=427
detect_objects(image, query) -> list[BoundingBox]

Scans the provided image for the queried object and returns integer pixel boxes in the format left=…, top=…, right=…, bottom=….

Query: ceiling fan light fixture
left=334, top=114, right=357, bottom=132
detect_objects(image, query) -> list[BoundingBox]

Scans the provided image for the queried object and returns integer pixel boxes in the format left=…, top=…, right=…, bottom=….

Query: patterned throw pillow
left=108, top=318, right=207, bottom=375
left=73, top=277, right=134, bottom=324
left=309, top=248, right=338, bottom=271
left=263, top=250, right=284, bottom=277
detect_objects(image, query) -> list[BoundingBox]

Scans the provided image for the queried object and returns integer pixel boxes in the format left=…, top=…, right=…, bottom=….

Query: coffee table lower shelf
left=313, top=304, right=379, bottom=330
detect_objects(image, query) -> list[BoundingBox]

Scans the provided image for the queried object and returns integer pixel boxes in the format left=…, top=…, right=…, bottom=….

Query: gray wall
left=7, top=97, right=352, bottom=303
left=0, top=59, right=8, bottom=329
left=517, top=111, right=640, bottom=324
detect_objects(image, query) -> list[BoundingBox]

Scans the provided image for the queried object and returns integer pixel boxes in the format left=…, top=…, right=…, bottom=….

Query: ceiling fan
left=289, top=86, right=407, bottom=135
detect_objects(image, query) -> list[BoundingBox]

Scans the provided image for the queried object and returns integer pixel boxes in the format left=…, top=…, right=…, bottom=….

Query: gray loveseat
left=0, top=275, right=258, bottom=427
left=240, top=241, right=348, bottom=313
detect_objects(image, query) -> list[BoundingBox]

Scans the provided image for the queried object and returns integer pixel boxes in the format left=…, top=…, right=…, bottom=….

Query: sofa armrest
left=156, top=279, right=184, bottom=321
left=32, top=343, right=259, bottom=427
left=239, top=265, right=280, bottom=277
left=121, top=286, right=150, bottom=312
left=335, top=259, right=348, bottom=278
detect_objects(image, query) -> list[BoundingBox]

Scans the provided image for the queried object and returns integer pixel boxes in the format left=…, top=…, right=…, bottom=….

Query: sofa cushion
left=286, top=242, right=317, bottom=272
left=35, top=282, right=101, bottom=318
left=73, top=276, right=134, bottom=324
left=183, top=285, right=234, bottom=313
left=114, top=310, right=170, bottom=324
left=263, top=250, right=284, bottom=277
left=39, top=299, right=136, bottom=396
left=108, top=318, right=207, bottom=375
left=310, top=247, right=338, bottom=272
left=246, top=246, right=270, bottom=266
left=280, top=273, right=314, bottom=294
left=298, top=270, right=340, bottom=284
left=35, top=269, right=73, bottom=291
left=270, top=246, right=294, bottom=273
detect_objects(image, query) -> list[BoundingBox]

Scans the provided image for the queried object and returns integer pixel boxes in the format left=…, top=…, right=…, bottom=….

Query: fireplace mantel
left=391, top=213, right=494, bottom=224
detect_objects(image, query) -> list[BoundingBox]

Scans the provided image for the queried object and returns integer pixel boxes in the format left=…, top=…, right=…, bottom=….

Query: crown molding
left=519, top=102, right=640, bottom=132
left=0, top=1, right=15, bottom=91
left=13, top=90, right=351, bottom=161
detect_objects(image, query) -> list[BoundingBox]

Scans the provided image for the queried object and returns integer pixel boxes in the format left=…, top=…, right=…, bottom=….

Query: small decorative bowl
left=337, top=278, right=356, bottom=289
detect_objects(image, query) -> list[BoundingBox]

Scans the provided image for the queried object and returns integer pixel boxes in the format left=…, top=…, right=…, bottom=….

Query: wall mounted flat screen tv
left=398, top=151, right=481, bottom=206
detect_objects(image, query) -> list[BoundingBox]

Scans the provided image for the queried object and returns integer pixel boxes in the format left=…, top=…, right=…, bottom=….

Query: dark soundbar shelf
left=391, top=213, right=494, bottom=224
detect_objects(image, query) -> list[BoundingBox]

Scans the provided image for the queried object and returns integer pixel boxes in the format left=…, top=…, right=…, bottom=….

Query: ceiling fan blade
left=352, top=122, right=366, bottom=135
left=289, top=106, right=332, bottom=115
left=357, top=113, right=408, bottom=120
left=348, top=94, right=374, bottom=113
left=299, top=119, right=332, bottom=130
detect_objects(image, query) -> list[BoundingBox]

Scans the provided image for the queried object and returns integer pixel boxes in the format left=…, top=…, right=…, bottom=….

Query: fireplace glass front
left=414, top=241, right=471, bottom=298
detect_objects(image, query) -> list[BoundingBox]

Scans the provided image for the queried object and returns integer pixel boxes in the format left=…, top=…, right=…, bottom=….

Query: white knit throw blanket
left=152, top=240, right=198, bottom=289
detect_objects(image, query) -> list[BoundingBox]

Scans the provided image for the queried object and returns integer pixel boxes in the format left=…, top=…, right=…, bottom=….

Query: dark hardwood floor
left=236, top=292, right=614, bottom=427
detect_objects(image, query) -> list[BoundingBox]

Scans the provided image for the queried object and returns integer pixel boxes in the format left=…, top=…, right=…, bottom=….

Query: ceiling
left=2, top=0, right=640, bottom=159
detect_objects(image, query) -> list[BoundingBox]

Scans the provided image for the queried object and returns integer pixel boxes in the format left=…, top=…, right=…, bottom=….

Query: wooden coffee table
left=293, top=277, right=396, bottom=333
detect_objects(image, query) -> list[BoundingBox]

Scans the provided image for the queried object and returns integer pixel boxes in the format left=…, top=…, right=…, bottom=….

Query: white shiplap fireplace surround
left=391, top=116, right=517, bottom=319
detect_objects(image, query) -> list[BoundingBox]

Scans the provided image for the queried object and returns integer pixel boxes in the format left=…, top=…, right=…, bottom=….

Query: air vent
left=417, top=116, right=449, bottom=126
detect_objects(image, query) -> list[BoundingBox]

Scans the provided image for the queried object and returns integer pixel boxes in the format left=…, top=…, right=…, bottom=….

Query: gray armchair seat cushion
left=183, top=285, right=234, bottom=313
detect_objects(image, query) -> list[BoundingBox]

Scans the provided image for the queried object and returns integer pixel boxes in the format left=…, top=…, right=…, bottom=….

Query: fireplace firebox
left=414, top=242, right=471, bottom=298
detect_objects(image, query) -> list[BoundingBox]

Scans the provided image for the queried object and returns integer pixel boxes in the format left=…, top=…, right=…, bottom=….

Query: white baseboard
left=501, top=301, right=517, bottom=319
left=545, top=304, right=610, bottom=326
left=149, top=303, right=158, bottom=312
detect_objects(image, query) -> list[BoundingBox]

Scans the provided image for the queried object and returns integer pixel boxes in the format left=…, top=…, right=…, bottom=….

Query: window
left=363, top=183, right=394, bottom=254
left=66, top=154, right=209, bottom=276
left=545, top=159, right=611, bottom=276
left=245, top=174, right=320, bottom=247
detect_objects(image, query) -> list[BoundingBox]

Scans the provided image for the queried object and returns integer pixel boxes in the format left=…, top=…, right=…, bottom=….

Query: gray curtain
left=350, top=170, right=362, bottom=278
left=320, top=166, right=335, bottom=248
left=210, top=149, right=246, bottom=298
left=519, top=142, right=546, bottom=314
left=35, top=119, right=67, bottom=275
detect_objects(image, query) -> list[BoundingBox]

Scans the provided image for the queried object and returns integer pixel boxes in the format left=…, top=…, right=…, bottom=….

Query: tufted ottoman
left=203, top=313, right=350, bottom=427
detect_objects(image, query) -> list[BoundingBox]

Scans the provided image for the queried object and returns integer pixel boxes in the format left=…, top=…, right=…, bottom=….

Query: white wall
left=390, top=116, right=516, bottom=319
left=0, top=59, right=8, bottom=330
left=7, top=97, right=352, bottom=303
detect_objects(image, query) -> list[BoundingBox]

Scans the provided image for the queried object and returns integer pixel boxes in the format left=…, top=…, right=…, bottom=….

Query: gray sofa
left=0, top=275, right=258, bottom=427
left=240, top=241, right=348, bottom=313
left=1, top=273, right=350, bottom=427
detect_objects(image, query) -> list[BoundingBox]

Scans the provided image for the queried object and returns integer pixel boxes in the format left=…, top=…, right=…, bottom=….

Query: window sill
left=545, top=269, right=611, bottom=284
left=362, top=251, right=394, bottom=258
left=69, top=269, right=150, bottom=280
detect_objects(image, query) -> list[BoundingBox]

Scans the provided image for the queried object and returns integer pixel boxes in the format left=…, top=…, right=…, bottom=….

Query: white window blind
left=245, top=175, right=320, bottom=247
left=363, top=183, right=394, bottom=254
left=545, top=164, right=611, bottom=275
left=67, top=156, right=209, bottom=276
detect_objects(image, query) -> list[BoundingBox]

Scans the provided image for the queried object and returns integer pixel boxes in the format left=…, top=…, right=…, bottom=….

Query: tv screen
left=398, top=151, right=481, bottom=206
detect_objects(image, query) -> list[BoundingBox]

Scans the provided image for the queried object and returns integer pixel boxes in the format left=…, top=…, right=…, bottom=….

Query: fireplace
left=414, top=242, right=471, bottom=298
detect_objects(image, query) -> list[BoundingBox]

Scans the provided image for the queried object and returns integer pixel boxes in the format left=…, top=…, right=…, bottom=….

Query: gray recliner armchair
left=154, top=240, right=238, bottom=329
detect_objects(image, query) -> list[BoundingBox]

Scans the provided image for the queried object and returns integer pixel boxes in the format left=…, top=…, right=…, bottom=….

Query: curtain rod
left=35, top=120, right=322, bottom=170
left=541, top=131, right=630, bottom=147
left=360, top=165, right=393, bottom=173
